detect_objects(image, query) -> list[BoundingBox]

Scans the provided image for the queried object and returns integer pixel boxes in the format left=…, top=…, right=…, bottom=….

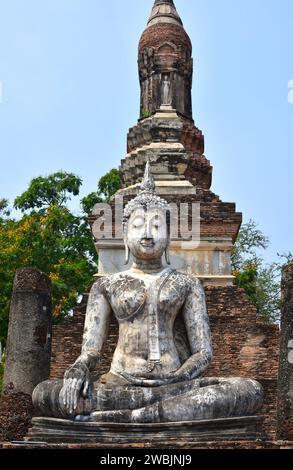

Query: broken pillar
left=3, top=268, right=52, bottom=396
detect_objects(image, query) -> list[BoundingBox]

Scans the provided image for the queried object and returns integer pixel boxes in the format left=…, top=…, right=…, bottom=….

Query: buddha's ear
left=124, top=240, right=130, bottom=265
left=165, top=245, right=171, bottom=265
left=166, top=209, right=171, bottom=238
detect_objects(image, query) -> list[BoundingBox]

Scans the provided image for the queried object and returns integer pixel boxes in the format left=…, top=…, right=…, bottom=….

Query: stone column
left=277, top=264, right=293, bottom=440
left=3, top=268, right=52, bottom=396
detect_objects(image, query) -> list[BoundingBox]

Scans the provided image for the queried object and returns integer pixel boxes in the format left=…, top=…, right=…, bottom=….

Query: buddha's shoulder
left=89, top=270, right=203, bottom=296
left=170, top=270, right=203, bottom=292
left=90, top=272, right=145, bottom=296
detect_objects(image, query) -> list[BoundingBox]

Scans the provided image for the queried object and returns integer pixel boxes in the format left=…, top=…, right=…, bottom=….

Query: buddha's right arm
left=74, top=280, right=112, bottom=372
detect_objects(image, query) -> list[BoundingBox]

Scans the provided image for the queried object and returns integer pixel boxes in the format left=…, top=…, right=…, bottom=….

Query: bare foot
left=89, top=409, right=133, bottom=423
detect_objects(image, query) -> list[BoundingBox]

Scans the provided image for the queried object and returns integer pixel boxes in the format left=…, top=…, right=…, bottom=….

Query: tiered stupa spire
left=139, top=0, right=192, bottom=119
left=92, top=0, right=242, bottom=286
left=148, top=0, right=183, bottom=27
left=120, top=0, right=212, bottom=192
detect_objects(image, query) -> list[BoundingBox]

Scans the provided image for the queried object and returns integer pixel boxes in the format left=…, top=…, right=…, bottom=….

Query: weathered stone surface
left=26, top=416, right=264, bottom=444
left=138, top=21, right=192, bottom=119
left=121, top=113, right=210, bottom=190
left=148, top=1, right=183, bottom=29
left=3, top=268, right=52, bottom=396
left=95, top=238, right=234, bottom=281
left=277, top=264, right=293, bottom=440
left=95, top=0, right=241, bottom=286
left=50, top=285, right=279, bottom=438
left=35, top=0, right=280, bottom=445
left=32, top=165, right=263, bottom=431
left=90, top=188, right=242, bottom=280
left=2, top=439, right=289, bottom=449
left=116, top=0, right=212, bottom=194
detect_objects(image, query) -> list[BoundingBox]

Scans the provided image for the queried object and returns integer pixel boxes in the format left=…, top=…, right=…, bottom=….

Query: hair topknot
left=123, top=161, right=170, bottom=230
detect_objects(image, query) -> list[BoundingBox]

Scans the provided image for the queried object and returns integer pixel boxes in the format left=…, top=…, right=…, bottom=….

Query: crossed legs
left=33, top=377, right=263, bottom=423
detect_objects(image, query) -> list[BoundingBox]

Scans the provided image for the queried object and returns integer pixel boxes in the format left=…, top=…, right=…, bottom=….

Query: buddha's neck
left=132, top=257, right=164, bottom=274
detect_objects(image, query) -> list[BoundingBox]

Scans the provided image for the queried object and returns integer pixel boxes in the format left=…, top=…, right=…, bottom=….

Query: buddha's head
left=123, top=162, right=170, bottom=265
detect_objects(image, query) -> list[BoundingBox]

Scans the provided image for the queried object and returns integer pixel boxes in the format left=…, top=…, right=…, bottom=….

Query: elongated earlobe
left=124, top=242, right=130, bottom=265
left=165, top=246, right=171, bottom=265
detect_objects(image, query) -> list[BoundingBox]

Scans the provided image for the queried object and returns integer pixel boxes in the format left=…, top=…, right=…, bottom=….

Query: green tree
left=81, top=168, right=121, bottom=215
left=232, top=219, right=270, bottom=270
left=97, top=168, right=121, bottom=201
left=232, top=220, right=292, bottom=323
left=14, top=172, right=82, bottom=211
left=0, top=172, right=98, bottom=345
left=0, top=198, right=10, bottom=222
left=0, top=169, right=122, bottom=346
left=81, top=192, right=103, bottom=216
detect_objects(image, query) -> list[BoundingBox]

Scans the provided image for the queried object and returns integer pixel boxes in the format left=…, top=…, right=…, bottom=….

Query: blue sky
left=0, top=0, right=292, bottom=262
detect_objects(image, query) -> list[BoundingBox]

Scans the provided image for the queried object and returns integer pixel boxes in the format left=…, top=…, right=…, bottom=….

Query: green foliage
left=81, top=168, right=121, bottom=215
left=231, top=220, right=269, bottom=270
left=232, top=220, right=293, bottom=323
left=0, top=168, right=123, bottom=346
left=0, top=172, right=98, bottom=345
left=14, top=172, right=82, bottom=212
left=234, top=263, right=258, bottom=299
left=142, top=109, right=151, bottom=119
left=0, top=199, right=10, bottom=221
left=2, top=164, right=290, bottom=348
left=97, top=169, right=121, bottom=202
left=81, top=193, right=103, bottom=216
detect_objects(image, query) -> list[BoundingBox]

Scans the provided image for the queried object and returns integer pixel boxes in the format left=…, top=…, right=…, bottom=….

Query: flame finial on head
left=123, top=161, right=169, bottom=231
left=141, top=160, right=156, bottom=193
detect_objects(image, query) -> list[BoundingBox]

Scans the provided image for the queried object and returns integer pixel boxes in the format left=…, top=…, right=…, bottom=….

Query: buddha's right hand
left=60, top=361, right=91, bottom=414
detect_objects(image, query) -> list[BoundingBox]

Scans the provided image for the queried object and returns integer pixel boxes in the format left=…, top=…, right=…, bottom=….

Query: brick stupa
left=91, top=0, right=241, bottom=285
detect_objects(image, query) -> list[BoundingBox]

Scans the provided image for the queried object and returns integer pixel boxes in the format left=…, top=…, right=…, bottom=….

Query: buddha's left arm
left=174, top=277, right=213, bottom=381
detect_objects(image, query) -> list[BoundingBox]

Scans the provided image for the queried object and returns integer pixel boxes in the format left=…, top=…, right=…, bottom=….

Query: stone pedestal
left=3, top=268, right=52, bottom=396
left=26, top=416, right=264, bottom=444
left=277, top=264, right=293, bottom=440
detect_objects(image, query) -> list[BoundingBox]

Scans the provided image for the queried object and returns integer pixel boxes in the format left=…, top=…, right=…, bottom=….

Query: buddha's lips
left=140, top=240, right=155, bottom=248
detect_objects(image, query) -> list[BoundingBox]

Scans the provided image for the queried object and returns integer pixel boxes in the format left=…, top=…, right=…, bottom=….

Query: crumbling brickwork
left=277, top=264, right=293, bottom=440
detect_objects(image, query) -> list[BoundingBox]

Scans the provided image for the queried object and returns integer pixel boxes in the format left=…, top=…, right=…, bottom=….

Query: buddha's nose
left=142, top=223, right=153, bottom=240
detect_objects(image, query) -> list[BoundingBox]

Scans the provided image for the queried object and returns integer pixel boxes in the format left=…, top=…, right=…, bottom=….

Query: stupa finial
left=148, top=0, right=182, bottom=27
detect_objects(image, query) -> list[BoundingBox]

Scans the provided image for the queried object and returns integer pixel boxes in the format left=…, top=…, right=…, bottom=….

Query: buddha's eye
left=132, top=217, right=144, bottom=229
left=152, top=216, right=163, bottom=230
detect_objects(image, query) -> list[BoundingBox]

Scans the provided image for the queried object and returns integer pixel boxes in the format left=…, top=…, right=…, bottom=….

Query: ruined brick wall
left=204, top=287, right=279, bottom=439
left=50, top=285, right=279, bottom=439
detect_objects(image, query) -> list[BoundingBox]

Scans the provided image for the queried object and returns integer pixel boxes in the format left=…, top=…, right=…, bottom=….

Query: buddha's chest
left=104, top=274, right=187, bottom=323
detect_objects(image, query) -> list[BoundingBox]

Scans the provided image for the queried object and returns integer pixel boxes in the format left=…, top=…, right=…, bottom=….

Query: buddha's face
left=125, top=207, right=169, bottom=261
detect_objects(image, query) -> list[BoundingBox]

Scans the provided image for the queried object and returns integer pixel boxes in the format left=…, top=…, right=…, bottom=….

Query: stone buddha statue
left=33, top=163, right=263, bottom=423
left=161, top=74, right=172, bottom=107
